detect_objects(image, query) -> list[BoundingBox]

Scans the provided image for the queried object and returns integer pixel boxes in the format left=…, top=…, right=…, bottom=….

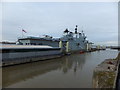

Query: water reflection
left=2, top=50, right=119, bottom=88
left=3, top=53, right=86, bottom=87
left=61, top=54, right=86, bottom=74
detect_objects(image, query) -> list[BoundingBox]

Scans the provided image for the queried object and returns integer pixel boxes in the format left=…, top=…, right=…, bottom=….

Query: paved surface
left=1, top=44, right=53, bottom=49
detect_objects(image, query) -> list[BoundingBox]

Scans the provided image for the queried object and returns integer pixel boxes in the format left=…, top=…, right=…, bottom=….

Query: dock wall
left=93, top=53, right=120, bottom=88
left=2, top=54, right=62, bottom=67
left=1, top=46, right=62, bottom=67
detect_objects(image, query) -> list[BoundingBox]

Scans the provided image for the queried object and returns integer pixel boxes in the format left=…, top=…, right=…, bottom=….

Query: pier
left=93, top=52, right=120, bottom=88
left=1, top=45, right=62, bottom=66
left=107, top=46, right=120, bottom=50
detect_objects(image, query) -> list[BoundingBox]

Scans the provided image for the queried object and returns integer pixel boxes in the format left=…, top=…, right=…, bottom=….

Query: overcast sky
left=2, top=2, right=118, bottom=46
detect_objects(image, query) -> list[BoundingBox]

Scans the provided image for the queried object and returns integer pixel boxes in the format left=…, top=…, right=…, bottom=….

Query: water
left=2, top=49, right=119, bottom=88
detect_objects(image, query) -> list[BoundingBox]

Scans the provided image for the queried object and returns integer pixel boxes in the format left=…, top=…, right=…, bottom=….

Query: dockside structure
left=1, top=45, right=62, bottom=66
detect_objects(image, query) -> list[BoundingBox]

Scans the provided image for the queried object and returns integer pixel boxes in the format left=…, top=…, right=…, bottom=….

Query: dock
left=93, top=52, right=120, bottom=88
left=1, top=45, right=62, bottom=66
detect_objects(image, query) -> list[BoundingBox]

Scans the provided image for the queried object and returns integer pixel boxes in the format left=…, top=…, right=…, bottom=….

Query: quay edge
left=93, top=52, right=120, bottom=88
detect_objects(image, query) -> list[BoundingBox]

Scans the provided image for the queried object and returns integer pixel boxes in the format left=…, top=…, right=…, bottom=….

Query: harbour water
left=2, top=49, right=119, bottom=88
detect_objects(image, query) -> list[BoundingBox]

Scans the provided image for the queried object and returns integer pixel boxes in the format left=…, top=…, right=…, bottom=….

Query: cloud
left=0, top=3, right=2, bottom=41
left=2, top=2, right=118, bottom=45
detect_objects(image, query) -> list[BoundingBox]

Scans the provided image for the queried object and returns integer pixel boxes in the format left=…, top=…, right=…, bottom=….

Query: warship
left=17, top=25, right=92, bottom=53
left=1, top=25, right=93, bottom=66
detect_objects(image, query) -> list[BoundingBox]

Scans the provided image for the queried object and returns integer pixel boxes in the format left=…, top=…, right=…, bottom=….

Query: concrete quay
left=93, top=53, right=120, bottom=88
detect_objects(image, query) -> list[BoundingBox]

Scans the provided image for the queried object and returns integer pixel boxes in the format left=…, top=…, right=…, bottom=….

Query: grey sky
left=2, top=2, right=118, bottom=45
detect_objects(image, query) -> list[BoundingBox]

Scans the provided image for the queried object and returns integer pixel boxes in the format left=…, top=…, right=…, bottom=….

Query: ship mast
left=75, top=25, right=78, bottom=38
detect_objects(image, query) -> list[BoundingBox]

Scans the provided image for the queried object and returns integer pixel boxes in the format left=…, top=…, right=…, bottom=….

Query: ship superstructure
left=60, top=25, right=88, bottom=52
